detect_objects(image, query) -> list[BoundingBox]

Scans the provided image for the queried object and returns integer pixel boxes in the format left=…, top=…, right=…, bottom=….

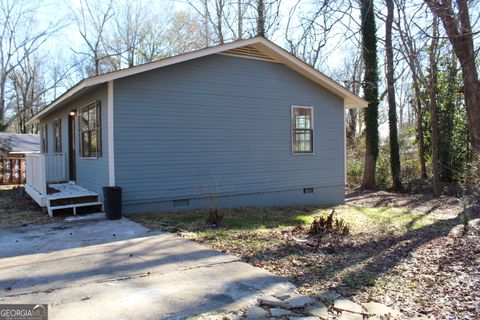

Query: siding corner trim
left=108, top=80, right=115, bottom=186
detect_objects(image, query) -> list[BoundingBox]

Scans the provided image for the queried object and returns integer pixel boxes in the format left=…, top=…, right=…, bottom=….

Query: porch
left=25, top=153, right=103, bottom=217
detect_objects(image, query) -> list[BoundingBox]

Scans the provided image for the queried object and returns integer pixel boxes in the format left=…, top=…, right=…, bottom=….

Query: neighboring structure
left=25, top=37, right=367, bottom=216
left=0, top=133, right=40, bottom=185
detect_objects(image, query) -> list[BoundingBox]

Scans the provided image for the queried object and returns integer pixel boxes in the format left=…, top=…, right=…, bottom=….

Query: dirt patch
left=0, top=187, right=61, bottom=229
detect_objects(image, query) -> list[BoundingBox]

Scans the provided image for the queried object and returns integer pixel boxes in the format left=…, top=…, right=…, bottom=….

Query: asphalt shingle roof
left=0, top=133, right=40, bottom=154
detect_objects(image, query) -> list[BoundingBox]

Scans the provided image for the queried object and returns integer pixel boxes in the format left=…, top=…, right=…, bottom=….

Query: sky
left=36, top=0, right=349, bottom=69
left=32, top=0, right=465, bottom=138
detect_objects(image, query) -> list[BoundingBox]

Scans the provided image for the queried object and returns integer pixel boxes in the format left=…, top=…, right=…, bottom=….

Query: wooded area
left=0, top=0, right=478, bottom=197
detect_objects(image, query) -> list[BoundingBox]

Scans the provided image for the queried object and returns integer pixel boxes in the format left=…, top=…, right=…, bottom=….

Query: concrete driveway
left=0, top=215, right=293, bottom=319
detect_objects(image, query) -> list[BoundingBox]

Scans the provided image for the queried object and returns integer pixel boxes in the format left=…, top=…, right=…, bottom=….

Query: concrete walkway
left=0, top=216, right=293, bottom=319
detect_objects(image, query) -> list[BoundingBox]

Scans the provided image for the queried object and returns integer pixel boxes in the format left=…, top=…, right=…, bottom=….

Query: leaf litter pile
left=133, top=190, right=480, bottom=319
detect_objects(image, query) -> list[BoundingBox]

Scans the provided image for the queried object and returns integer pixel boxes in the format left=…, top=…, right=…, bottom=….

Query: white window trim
left=108, top=80, right=115, bottom=186
left=78, top=100, right=101, bottom=160
left=291, top=105, right=314, bottom=155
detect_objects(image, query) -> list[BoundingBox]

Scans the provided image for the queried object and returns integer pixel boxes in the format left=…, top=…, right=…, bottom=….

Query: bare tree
left=0, top=0, right=59, bottom=128
left=424, top=0, right=480, bottom=159
left=331, top=47, right=364, bottom=145
left=9, top=54, right=44, bottom=133
left=285, top=1, right=356, bottom=72
left=136, top=10, right=207, bottom=63
left=163, top=11, right=208, bottom=56
left=8, top=52, right=75, bottom=134
left=109, top=0, right=148, bottom=68
left=394, top=0, right=428, bottom=179
left=187, top=0, right=226, bottom=45
left=72, top=0, right=114, bottom=76
left=136, top=13, right=171, bottom=63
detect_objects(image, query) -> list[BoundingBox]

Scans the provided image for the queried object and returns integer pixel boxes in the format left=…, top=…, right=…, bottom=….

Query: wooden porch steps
left=46, top=183, right=103, bottom=217
left=48, top=201, right=103, bottom=217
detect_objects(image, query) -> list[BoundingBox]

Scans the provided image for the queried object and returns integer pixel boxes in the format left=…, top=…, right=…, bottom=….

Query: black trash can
left=103, top=186, right=122, bottom=220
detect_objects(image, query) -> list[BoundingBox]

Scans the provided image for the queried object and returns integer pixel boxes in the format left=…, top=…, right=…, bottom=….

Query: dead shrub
left=206, top=207, right=224, bottom=225
left=308, top=209, right=349, bottom=236
left=198, top=181, right=224, bottom=226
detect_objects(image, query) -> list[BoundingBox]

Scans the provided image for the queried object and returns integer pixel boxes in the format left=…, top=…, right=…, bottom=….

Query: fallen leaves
left=194, top=192, right=479, bottom=319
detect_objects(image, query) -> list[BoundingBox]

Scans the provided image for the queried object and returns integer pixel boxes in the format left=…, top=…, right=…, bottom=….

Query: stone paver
left=338, top=311, right=363, bottom=320
left=361, top=302, right=400, bottom=317
left=305, top=302, right=329, bottom=318
left=314, top=291, right=341, bottom=306
left=257, top=295, right=291, bottom=309
left=284, top=295, right=315, bottom=309
left=273, top=293, right=292, bottom=300
left=270, top=308, right=292, bottom=317
left=245, top=306, right=269, bottom=319
left=333, top=299, right=365, bottom=314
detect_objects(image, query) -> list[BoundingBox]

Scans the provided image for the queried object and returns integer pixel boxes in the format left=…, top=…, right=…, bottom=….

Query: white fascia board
left=28, top=37, right=367, bottom=124
left=253, top=39, right=368, bottom=109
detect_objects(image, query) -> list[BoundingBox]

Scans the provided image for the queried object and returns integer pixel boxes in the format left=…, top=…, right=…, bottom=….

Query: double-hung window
left=79, top=101, right=102, bottom=158
left=53, top=119, right=62, bottom=153
left=292, top=106, right=313, bottom=154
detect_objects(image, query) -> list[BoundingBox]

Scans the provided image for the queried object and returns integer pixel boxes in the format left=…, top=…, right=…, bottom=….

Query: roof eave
left=27, top=81, right=87, bottom=125
left=27, top=37, right=368, bottom=122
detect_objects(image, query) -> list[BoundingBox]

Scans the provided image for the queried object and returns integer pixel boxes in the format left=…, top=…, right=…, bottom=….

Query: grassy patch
left=131, top=205, right=437, bottom=237
left=131, top=206, right=322, bottom=232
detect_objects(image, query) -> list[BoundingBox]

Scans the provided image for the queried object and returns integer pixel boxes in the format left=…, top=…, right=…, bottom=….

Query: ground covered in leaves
left=131, top=190, right=480, bottom=319
left=0, top=187, right=62, bottom=229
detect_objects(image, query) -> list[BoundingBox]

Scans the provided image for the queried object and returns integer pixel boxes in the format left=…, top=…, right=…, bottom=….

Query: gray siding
left=114, top=54, right=345, bottom=213
left=40, top=85, right=109, bottom=197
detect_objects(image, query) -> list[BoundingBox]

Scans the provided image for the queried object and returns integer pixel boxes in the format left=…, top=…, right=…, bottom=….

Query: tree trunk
left=215, top=0, right=224, bottom=44
left=414, top=87, right=428, bottom=179
left=360, top=0, right=380, bottom=189
left=428, top=18, right=441, bottom=196
left=0, top=94, right=4, bottom=128
left=346, top=108, right=357, bottom=146
left=237, top=0, right=243, bottom=39
left=425, top=0, right=480, bottom=157
left=385, top=0, right=403, bottom=191
left=256, top=0, right=265, bottom=37
left=0, top=74, right=7, bottom=128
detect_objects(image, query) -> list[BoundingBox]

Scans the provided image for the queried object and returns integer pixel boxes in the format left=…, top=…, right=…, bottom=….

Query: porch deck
left=24, top=153, right=103, bottom=217
left=47, top=182, right=98, bottom=200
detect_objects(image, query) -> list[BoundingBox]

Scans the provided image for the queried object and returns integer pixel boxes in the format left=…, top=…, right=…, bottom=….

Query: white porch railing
left=25, top=153, right=67, bottom=195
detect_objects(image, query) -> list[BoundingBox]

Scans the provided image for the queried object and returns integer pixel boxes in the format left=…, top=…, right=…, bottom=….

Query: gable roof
left=0, top=133, right=40, bottom=154
left=28, top=37, right=367, bottom=124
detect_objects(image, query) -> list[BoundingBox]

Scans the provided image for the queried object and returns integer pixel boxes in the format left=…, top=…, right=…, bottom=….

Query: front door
left=68, top=114, right=76, bottom=181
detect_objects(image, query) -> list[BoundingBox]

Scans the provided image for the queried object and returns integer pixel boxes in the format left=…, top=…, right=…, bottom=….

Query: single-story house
left=0, top=133, right=40, bottom=185
left=25, top=36, right=367, bottom=216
